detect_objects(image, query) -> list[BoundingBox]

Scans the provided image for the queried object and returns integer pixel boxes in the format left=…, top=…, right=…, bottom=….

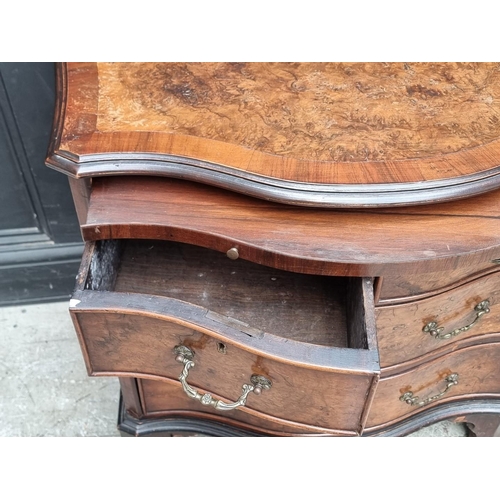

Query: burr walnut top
left=48, top=62, right=500, bottom=207
left=96, top=62, right=500, bottom=163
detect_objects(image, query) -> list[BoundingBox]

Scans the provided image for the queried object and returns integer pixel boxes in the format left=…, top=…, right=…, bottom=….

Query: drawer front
left=376, top=271, right=500, bottom=367
left=138, top=379, right=348, bottom=436
left=365, top=341, right=500, bottom=429
left=72, top=308, right=377, bottom=434
left=378, top=263, right=498, bottom=304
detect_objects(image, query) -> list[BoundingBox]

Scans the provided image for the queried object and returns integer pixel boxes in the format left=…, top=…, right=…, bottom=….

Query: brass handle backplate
left=400, top=373, right=459, bottom=407
left=173, top=345, right=272, bottom=411
left=423, top=300, right=490, bottom=340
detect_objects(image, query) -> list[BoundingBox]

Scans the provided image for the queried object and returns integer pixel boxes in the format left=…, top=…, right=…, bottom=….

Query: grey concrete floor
left=0, top=301, right=467, bottom=437
left=1, top=301, right=120, bottom=437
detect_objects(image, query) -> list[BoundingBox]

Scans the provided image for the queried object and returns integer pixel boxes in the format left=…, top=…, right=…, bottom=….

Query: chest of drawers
left=47, top=63, right=500, bottom=436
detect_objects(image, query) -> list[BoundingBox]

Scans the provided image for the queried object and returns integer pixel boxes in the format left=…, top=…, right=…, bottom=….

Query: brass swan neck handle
left=173, top=345, right=272, bottom=411
left=400, top=373, right=459, bottom=407
left=423, top=300, right=490, bottom=340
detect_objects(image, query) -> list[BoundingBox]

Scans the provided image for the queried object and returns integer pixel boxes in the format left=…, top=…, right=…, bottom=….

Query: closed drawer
left=365, top=341, right=500, bottom=430
left=376, top=271, right=500, bottom=368
left=377, top=263, right=499, bottom=304
left=70, top=239, right=380, bottom=435
left=137, top=378, right=353, bottom=436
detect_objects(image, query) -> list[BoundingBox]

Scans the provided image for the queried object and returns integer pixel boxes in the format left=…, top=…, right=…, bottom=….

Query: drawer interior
left=83, top=239, right=374, bottom=350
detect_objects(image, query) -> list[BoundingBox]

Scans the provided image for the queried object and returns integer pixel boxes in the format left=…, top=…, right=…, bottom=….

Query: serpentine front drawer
left=69, top=239, right=380, bottom=435
left=376, top=271, right=500, bottom=368
left=364, top=341, right=500, bottom=431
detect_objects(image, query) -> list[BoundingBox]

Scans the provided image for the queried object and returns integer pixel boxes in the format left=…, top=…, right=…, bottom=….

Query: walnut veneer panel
left=377, top=271, right=500, bottom=368
left=365, top=342, right=500, bottom=429
left=83, top=176, right=500, bottom=277
left=73, top=311, right=375, bottom=434
left=69, top=239, right=379, bottom=434
left=96, top=63, right=500, bottom=163
left=378, top=263, right=500, bottom=304
left=139, top=379, right=351, bottom=436
left=46, top=62, right=500, bottom=207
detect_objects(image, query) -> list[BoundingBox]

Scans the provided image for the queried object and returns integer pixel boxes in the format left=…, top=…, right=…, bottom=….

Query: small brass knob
left=226, top=247, right=239, bottom=260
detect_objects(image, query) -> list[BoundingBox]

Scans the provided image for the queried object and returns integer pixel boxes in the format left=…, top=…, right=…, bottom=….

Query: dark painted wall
left=0, top=63, right=83, bottom=306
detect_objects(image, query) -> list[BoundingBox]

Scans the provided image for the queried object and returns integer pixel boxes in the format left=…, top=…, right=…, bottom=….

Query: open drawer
left=70, top=239, right=380, bottom=435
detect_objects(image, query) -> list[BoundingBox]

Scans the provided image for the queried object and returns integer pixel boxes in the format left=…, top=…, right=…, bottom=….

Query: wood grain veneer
left=82, top=176, right=500, bottom=277
left=73, top=311, right=375, bottom=433
left=366, top=341, right=500, bottom=429
left=378, top=262, right=500, bottom=304
left=69, top=238, right=379, bottom=434
left=46, top=62, right=500, bottom=207
left=138, top=378, right=353, bottom=436
left=96, top=63, right=500, bottom=163
left=377, top=271, right=500, bottom=367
